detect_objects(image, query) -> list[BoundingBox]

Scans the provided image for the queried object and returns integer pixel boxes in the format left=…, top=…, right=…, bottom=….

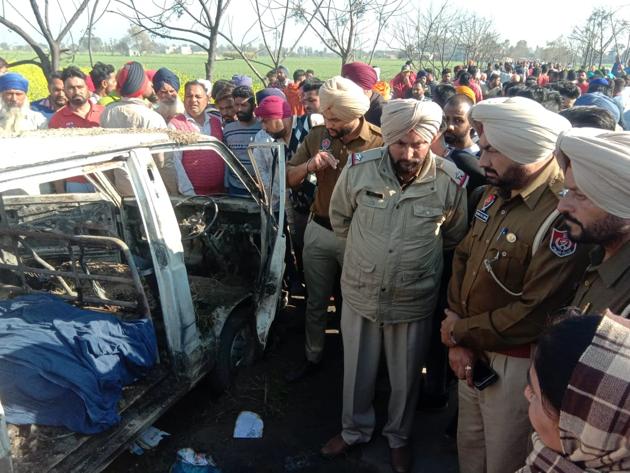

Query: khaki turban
left=556, top=127, right=630, bottom=219
left=319, top=76, right=370, bottom=123
left=471, top=96, right=571, bottom=164
left=381, top=99, right=443, bottom=145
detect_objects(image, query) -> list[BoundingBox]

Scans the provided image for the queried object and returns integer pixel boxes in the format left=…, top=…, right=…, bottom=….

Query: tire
left=210, top=307, right=258, bottom=393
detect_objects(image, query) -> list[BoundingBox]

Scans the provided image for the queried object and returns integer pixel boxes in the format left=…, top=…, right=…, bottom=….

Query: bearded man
left=153, top=67, right=184, bottom=122
left=556, top=128, right=630, bottom=317
left=441, top=97, right=591, bottom=473
left=285, top=76, right=383, bottom=382
left=0, top=73, right=47, bottom=133
left=325, top=99, right=468, bottom=473
left=49, top=66, right=105, bottom=193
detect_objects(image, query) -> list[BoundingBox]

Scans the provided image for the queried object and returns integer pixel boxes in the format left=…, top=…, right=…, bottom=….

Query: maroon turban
left=341, top=62, right=378, bottom=90
left=255, top=96, right=291, bottom=119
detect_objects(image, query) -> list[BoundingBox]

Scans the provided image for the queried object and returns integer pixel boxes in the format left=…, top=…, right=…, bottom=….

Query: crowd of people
left=0, top=55, right=629, bottom=473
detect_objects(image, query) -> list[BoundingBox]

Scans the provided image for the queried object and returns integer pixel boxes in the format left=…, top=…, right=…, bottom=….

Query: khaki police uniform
left=288, top=118, right=383, bottom=362
left=571, top=241, right=630, bottom=317
left=330, top=147, right=468, bottom=448
left=447, top=158, right=591, bottom=473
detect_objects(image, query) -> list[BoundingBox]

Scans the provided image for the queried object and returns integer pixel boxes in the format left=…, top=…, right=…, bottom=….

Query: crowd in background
left=0, top=54, right=629, bottom=473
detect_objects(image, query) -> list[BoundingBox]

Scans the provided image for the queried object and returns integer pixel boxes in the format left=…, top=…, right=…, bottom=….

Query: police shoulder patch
left=549, top=227, right=577, bottom=257
left=436, top=157, right=469, bottom=188
left=347, top=147, right=385, bottom=167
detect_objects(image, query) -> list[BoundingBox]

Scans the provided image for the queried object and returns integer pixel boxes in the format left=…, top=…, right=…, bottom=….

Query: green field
left=1, top=51, right=409, bottom=101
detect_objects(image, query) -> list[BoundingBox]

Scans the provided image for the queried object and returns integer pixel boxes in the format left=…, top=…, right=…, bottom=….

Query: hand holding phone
left=472, top=359, right=499, bottom=390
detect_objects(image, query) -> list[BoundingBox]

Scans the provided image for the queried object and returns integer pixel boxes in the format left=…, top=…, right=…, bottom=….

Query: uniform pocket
left=409, top=205, right=445, bottom=238
left=342, top=253, right=378, bottom=294
left=393, top=270, right=436, bottom=305
left=485, top=240, right=530, bottom=294
left=356, top=190, right=388, bottom=233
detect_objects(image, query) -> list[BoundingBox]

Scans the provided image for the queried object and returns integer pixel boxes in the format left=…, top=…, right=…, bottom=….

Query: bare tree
left=292, top=0, right=402, bottom=65
left=393, top=4, right=504, bottom=72
left=459, top=13, right=501, bottom=65
left=534, top=36, right=576, bottom=65
left=67, top=0, right=111, bottom=65
left=253, top=0, right=317, bottom=69
left=393, top=2, right=461, bottom=72
left=569, top=7, right=629, bottom=69
left=0, top=0, right=92, bottom=78
left=115, top=0, right=231, bottom=80
left=85, top=0, right=111, bottom=66
left=216, top=0, right=319, bottom=82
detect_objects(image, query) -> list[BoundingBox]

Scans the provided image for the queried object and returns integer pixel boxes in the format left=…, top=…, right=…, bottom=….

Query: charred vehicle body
left=0, top=130, right=286, bottom=472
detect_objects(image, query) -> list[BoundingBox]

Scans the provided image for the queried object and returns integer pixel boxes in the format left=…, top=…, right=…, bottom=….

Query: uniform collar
left=330, top=117, right=372, bottom=147
left=510, top=158, right=562, bottom=210
left=590, top=240, right=630, bottom=288
left=380, top=149, right=436, bottom=187
left=355, top=117, right=373, bottom=144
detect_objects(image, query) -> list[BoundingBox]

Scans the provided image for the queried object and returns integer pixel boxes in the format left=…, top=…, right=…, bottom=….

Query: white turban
left=556, top=127, right=630, bottom=219
left=381, top=99, right=443, bottom=145
left=471, top=96, right=571, bottom=165
left=319, top=76, right=370, bottom=123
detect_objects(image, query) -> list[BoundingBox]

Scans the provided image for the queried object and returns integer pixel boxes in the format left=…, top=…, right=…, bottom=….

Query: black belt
left=312, top=214, right=333, bottom=231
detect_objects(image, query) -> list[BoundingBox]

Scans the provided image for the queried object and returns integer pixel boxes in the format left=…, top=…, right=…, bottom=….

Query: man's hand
left=309, top=150, right=339, bottom=172
left=287, top=150, right=339, bottom=188
left=448, top=346, right=476, bottom=388
left=440, top=308, right=461, bottom=347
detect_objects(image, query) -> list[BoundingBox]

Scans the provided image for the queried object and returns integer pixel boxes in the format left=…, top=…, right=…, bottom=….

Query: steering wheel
left=174, top=195, right=220, bottom=241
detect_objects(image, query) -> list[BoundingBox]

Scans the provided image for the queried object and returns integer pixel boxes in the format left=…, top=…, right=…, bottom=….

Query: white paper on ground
left=233, top=411, right=264, bottom=438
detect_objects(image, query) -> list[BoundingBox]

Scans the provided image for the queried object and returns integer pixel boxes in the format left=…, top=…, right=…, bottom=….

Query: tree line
left=1, top=0, right=628, bottom=81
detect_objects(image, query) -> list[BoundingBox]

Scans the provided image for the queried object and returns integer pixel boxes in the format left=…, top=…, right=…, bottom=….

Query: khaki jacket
left=330, top=147, right=468, bottom=324
left=447, top=159, right=591, bottom=351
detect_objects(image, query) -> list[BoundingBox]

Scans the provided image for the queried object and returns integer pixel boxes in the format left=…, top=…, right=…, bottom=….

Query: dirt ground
left=104, top=298, right=459, bottom=473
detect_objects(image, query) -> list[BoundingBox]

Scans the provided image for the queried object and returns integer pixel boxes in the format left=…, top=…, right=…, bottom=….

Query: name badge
left=474, top=194, right=497, bottom=223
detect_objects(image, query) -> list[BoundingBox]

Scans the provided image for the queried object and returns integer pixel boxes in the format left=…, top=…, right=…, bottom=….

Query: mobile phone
left=473, top=359, right=499, bottom=390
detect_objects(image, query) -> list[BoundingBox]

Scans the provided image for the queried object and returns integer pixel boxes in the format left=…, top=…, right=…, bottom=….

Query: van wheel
left=210, top=308, right=257, bottom=393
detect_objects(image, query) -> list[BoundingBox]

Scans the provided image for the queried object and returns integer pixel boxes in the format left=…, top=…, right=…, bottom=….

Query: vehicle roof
left=0, top=128, right=218, bottom=171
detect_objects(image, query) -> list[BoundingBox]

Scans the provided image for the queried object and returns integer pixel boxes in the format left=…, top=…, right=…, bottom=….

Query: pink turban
left=341, top=62, right=378, bottom=90
left=255, top=95, right=291, bottom=120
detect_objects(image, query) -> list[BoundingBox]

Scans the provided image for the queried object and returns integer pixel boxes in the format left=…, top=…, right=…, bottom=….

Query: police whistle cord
left=483, top=251, right=524, bottom=297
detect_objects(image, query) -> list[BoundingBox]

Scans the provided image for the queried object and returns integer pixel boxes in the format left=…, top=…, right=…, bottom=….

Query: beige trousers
left=340, top=301, right=431, bottom=448
left=302, top=218, right=345, bottom=362
left=457, top=352, right=531, bottom=473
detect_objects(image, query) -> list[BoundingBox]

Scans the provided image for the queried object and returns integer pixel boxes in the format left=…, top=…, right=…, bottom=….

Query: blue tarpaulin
left=0, top=294, right=158, bottom=434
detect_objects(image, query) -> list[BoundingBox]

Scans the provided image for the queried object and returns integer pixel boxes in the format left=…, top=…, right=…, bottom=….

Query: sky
left=454, top=0, right=630, bottom=48
left=1, top=0, right=629, bottom=51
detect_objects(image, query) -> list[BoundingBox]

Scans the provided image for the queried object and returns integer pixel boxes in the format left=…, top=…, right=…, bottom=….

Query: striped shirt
left=223, top=120, right=262, bottom=194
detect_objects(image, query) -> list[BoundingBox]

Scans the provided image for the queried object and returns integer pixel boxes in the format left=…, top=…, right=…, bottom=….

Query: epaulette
left=347, top=147, right=385, bottom=168
left=435, top=156, right=469, bottom=188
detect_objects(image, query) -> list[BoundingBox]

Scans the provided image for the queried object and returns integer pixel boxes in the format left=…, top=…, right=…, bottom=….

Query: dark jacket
left=365, top=92, right=384, bottom=127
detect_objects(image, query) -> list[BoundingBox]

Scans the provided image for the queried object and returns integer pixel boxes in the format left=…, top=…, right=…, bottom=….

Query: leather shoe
left=320, top=433, right=350, bottom=458
left=284, top=360, right=321, bottom=383
left=390, top=445, right=411, bottom=473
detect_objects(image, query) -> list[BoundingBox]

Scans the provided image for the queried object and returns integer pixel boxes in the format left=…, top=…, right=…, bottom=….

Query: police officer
left=285, top=76, right=383, bottom=382
left=440, top=97, right=591, bottom=473
left=323, top=99, right=468, bottom=473
left=556, top=128, right=630, bottom=316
